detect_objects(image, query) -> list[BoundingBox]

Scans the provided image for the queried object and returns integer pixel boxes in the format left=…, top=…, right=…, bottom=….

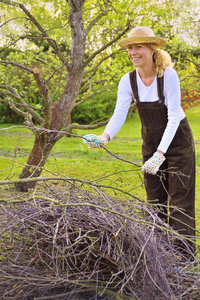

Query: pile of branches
left=0, top=181, right=199, bottom=299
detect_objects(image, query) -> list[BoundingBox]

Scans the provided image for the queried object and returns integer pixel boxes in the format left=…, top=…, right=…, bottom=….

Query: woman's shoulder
left=120, top=72, right=131, bottom=82
left=164, top=67, right=180, bottom=82
left=164, top=67, right=178, bottom=77
left=118, top=72, right=132, bottom=88
left=117, top=72, right=133, bottom=96
left=164, top=67, right=180, bottom=90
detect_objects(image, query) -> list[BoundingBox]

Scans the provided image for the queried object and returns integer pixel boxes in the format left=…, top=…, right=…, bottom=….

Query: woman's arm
left=157, top=68, right=185, bottom=153
left=103, top=73, right=133, bottom=140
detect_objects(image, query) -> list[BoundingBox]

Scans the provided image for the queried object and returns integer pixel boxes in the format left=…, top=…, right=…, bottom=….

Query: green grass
left=0, top=107, right=200, bottom=244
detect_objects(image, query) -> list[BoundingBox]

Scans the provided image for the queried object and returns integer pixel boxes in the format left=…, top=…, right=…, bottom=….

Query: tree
left=0, top=0, right=198, bottom=191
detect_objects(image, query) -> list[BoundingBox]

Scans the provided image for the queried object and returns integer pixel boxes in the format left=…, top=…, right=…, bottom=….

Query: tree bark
left=15, top=0, right=86, bottom=192
left=50, top=1, right=85, bottom=130
left=15, top=132, right=57, bottom=192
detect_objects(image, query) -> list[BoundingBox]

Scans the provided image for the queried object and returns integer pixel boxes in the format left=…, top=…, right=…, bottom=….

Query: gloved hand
left=83, top=134, right=108, bottom=149
left=141, top=152, right=165, bottom=175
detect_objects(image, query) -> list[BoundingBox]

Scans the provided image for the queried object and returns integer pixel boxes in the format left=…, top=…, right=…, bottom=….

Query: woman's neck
left=137, top=67, right=156, bottom=87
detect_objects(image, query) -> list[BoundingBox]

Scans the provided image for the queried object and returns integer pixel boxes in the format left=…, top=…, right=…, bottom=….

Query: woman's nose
left=129, top=47, right=136, bottom=55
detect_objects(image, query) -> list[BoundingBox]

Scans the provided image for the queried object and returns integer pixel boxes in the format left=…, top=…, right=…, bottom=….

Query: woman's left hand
left=141, top=152, right=166, bottom=175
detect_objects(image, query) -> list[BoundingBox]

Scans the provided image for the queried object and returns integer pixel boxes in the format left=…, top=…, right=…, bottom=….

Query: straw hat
left=118, top=26, right=166, bottom=49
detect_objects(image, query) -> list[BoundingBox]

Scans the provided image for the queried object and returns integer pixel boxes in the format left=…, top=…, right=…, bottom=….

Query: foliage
left=177, top=45, right=200, bottom=111
left=0, top=0, right=200, bottom=190
left=181, top=79, right=200, bottom=111
left=0, top=0, right=199, bottom=124
left=72, top=89, right=117, bottom=124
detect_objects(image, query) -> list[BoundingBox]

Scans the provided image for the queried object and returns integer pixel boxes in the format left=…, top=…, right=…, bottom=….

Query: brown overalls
left=130, top=70, right=196, bottom=254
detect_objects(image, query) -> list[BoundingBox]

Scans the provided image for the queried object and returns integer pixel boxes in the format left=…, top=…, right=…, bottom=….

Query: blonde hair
left=148, top=44, right=174, bottom=77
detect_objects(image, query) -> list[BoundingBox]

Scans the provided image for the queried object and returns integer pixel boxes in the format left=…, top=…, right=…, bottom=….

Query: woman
left=84, top=26, right=196, bottom=256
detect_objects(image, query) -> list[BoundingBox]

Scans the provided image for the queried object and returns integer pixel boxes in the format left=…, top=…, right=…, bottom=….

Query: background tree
left=0, top=0, right=199, bottom=192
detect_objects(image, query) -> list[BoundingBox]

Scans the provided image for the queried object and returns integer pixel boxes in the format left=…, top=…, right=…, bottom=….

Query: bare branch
left=8, top=99, right=30, bottom=119
left=0, top=84, right=44, bottom=124
left=83, top=25, right=130, bottom=67
left=75, top=85, right=117, bottom=107
left=180, top=75, right=200, bottom=82
left=0, top=35, right=38, bottom=52
left=62, top=103, right=135, bottom=134
left=0, top=98, right=43, bottom=111
left=185, top=58, right=200, bottom=72
left=84, top=52, right=118, bottom=75
left=84, top=9, right=108, bottom=37
left=0, top=37, right=21, bottom=52
left=0, top=61, right=33, bottom=73
left=0, top=0, right=65, bottom=63
left=48, top=64, right=66, bottom=102
left=63, top=120, right=109, bottom=132
left=0, top=176, right=141, bottom=199
left=33, top=68, right=51, bottom=128
left=41, top=119, right=110, bottom=141
left=0, top=0, right=18, bottom=7
left=0, top=16, right=29, bottom=27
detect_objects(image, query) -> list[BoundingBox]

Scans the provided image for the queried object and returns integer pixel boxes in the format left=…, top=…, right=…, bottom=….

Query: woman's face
left=128, top=44, right=154, bottom=69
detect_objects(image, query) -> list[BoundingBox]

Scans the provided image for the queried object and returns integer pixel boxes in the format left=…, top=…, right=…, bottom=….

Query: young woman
left=84, top=26, right=196, bottom=257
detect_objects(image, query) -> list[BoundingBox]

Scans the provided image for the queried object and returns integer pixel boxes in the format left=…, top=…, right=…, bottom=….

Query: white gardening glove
left=141, top=152, right=166, bottom=175
left=83, top=134, right=108, bottom=149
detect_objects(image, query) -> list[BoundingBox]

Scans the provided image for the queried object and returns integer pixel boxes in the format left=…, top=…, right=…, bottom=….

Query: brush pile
left=0, top=181, right=199, bottom=299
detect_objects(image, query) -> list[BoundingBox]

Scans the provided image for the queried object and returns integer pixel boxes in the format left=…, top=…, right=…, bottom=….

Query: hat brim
left=118, top=36, right=166, bottom=49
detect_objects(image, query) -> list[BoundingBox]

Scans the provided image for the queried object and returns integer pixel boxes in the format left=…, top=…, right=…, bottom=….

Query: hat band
left=118, top=36, right=166, bottom=49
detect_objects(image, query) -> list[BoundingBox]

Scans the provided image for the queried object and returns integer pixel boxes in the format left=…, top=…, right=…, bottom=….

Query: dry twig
left=0, top=182, right=199, bottom=299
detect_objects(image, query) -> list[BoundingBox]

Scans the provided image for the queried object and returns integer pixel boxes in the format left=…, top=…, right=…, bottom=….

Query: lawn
left=0, top=106, right=200, bottom=246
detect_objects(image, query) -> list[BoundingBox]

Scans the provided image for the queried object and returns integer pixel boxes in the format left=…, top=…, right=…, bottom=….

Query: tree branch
left=83, top=25, right=130, bottom=67
left=84, top=9, right=108, bottom=37
left=46, top=119, right=110, bottom=141
left=67, top=0, right=85, bottom=10
left=0, top=35, right=43, bottom=52
left=8, top=99, right=30, bottom=119
left=0, top=84, right=44, bottom=124
left=33, top=68, right=52, bottom=128
left=74, top=85, right=117, bottom=107
left=50, top=0, right=85, bottom=129
left=63, top=120, right=109, bottom=132
left=0, top=61, right=33, bottom=73
left=0, top=176, right=141, bottom=200
left=84, top=52, right=118, bottom=75
left=0, top=16, right=29, bottom=27
left=0, top=98, right=43, bottom=111
left=180, top=75, right=200, bottom=82
left=0, top=0, right=65, bottom=63
left=0, top=36, right=25, bottom=52
left=185, top=58, right=200, bottom=72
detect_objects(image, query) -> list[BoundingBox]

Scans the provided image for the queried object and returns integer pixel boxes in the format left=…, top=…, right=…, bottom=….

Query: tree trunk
left=15, top=133, right=57, bottom=192
left=15, top=0, right=86, bottom=192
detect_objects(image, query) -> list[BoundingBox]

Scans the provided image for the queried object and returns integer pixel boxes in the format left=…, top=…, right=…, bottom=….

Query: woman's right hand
left=83, top=134, right=108, bottom=149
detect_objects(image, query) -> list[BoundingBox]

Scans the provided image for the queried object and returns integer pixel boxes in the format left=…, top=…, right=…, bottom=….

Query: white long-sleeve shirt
left=104, top=67, right=185, bottom=153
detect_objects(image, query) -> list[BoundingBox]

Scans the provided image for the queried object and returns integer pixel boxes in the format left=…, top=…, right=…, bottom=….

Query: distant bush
left=0, top=101, right=23, bottom=124
left=181, top=78, right=200, bottom=111
left=71, top=89, right=118, bottom=124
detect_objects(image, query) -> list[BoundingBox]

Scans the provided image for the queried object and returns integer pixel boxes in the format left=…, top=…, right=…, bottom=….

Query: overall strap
left=157, top=75, right=165, bottom=103
left=129, top=70, right=139, bottom=104
left=129, top=70, right=165, bottom=104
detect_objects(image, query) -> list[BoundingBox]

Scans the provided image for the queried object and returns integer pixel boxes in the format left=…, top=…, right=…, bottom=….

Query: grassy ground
left=0, top=106, right=200, bottom=246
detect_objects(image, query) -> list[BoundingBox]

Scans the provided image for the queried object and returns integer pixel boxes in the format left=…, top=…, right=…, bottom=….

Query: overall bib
left=130, top=70, right=196, bottom=253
